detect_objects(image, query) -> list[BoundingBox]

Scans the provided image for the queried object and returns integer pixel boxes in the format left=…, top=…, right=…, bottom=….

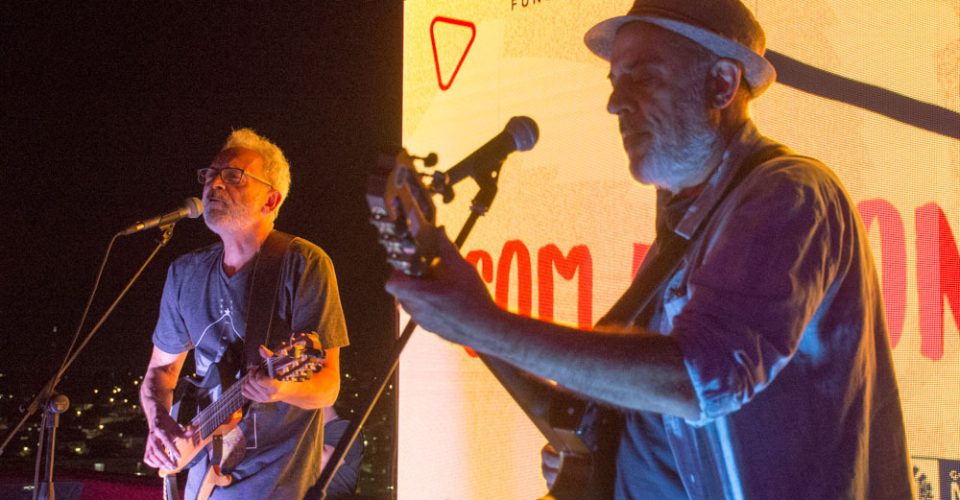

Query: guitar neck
left=183, top=335, right=323, bottom=440
left=190, top=369, right=256, bottom=439
left=478, top=354, right=592, bottom=456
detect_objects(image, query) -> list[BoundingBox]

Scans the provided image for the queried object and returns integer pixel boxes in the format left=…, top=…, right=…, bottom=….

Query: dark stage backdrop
left=1, top=1, right=402, bottom=497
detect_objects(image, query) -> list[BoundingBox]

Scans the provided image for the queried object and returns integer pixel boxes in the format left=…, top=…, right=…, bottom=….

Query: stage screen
left=399, top=1, right=959, bottom=498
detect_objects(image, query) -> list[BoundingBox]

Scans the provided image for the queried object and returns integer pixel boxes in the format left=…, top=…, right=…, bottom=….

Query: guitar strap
left=597, top=143, right=792, bottom=327
left=570, top=143, right=792, bottom=498
left=244, top=230, right=297, bottom=369
left=163, top=231, right=295, bottom=499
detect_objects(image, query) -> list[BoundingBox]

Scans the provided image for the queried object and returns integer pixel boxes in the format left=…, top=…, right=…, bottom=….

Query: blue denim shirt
left=616, top=122, right=913, bottom=499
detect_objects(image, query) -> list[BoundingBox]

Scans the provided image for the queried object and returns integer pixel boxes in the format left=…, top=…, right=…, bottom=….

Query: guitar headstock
left=366, top=149, right=440, bottom=277
left=267, top=333, right=326, bottom=382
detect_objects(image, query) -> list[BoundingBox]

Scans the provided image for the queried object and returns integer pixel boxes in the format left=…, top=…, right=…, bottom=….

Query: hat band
left=631, top=16, right=776, bottom=94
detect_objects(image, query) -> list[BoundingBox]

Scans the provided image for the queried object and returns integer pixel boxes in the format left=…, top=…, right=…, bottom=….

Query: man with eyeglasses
left=139, top=128, right=349, bottom=499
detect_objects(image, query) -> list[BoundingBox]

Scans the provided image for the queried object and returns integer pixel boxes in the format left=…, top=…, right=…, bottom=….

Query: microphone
left=120, top=197, right=203, bottom=236
left=441, top=116, right=539, bottom=187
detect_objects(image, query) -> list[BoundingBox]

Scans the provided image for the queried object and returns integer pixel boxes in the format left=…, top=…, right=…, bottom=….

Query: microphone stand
left=0, top=223, right=178, bottom=500
left=34, top=394, right=69, bottom=500
left=315, top=159, right=506, bottom=498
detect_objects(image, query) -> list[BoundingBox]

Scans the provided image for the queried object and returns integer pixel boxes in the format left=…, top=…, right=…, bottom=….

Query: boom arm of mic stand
left=0, top=224, right=177, bottom=462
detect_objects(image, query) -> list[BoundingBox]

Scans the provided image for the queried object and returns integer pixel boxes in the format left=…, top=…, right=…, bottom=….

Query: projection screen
left=398, top=1, right=959, bottom=498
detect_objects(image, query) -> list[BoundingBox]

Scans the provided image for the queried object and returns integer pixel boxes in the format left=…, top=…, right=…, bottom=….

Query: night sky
left=1, top=1, right=402, bottom=427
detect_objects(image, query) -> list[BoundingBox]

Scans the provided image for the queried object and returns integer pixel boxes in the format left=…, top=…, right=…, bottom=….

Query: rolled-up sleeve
left=672, top=164, right=840, bottom=425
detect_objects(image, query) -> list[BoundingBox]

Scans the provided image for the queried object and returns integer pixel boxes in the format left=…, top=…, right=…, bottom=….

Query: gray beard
left=644, top=123, right=721, bottom=193
left=203, top=205, right=251, bottom=234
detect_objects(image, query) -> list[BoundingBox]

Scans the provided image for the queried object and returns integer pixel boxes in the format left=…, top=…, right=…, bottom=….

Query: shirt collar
left=668, top=120, right=765, bottom=240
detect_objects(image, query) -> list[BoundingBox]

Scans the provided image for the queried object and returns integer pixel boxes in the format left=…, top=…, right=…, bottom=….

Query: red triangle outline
left=430, top=16, right=477, bottom=91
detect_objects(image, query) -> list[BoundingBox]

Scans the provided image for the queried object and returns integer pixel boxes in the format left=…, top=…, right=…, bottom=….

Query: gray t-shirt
left=152, top=236, right=349, bottom=499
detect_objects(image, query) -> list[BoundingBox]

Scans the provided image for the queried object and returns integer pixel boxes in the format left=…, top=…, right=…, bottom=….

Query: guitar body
left=542, top=447, right=619, bottom=500
left=540, top=452, right=593, bottom=500
left=539, top=445, right=616, bottom=500
left=195, top=423, right=245, bottom=500
left=482, top=356, right=619, bottom=500
left=158, top=408, right=243, bottom=478
left=368, top=151, right=623, bottom=499
left=157, top=334, right=325, bottom=499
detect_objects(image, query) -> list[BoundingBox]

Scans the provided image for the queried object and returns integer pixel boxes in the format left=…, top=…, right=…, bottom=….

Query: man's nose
left=202, top=173, right=226, bottom=198
left=208, top=171, right=227, bottom=189
left=607, top=81, right=634, bottom=115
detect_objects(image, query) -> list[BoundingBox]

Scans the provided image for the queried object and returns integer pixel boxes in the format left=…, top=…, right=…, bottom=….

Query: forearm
left=140, top=347, right=187, bottom=427
left=463, top=308, right=700, bottom=419
left=253, top=346, right=341, bottom=410
left=140, top=369, right=175, bottom=426
left=276, top=374, right=339, bottom=409
left=385, top=234, right=700, bottom=419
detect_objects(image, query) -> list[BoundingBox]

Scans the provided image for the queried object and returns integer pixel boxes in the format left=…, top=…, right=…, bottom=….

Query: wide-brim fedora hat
left=584, top=0, right=776, bottom=96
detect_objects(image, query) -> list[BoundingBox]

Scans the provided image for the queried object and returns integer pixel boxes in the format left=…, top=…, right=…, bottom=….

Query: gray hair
left=222, top=128, right=292, bottom=217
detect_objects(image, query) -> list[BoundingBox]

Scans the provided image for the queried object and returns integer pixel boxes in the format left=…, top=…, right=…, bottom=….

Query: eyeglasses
left=197, top=167, right=274, bottom=189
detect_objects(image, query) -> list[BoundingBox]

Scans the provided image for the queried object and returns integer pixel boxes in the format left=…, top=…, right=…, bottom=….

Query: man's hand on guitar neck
left=242, top=345, right=287, bottom=404
left=385, top=229, right=507, bottom=353
left=241, top=343, right=342, bottom=410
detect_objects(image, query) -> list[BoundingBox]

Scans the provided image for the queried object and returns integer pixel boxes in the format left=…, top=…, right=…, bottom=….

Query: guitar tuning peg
left=410, top=152, right=438, bottom=167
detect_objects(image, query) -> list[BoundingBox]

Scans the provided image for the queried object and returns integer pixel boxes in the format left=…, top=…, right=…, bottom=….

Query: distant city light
left=98, top=424, right=104, bottom=430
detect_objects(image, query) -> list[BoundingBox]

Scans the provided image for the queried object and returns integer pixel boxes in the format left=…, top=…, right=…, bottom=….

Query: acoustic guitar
left=367, top=150, right=617, bottom=499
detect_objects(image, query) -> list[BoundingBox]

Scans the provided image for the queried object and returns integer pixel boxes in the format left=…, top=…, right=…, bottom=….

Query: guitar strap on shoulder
left=541, top=144, right=792, bottom=500
left=597, top=143, right=791, bottom=327
left=243, top=230, right=297, bottom=369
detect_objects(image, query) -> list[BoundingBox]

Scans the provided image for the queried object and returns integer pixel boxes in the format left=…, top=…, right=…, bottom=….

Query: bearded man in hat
left=386, top=0, right=914, bottom=497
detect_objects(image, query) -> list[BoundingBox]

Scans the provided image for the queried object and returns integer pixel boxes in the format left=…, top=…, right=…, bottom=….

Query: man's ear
left=263, top=190, right=282, bottom=214
left=707, top=59, right=744, bottom=110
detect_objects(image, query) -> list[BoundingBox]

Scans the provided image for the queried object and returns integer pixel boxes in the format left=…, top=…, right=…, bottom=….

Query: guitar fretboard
left=184, top=338, right=321, bottom=439
left=190, top=357, right=269, bottom=439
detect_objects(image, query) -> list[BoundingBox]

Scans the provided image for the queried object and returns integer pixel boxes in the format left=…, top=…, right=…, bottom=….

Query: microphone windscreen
left=184, top=197, right=203, bottom=218
left=506, top=116, right=539, bottom=152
